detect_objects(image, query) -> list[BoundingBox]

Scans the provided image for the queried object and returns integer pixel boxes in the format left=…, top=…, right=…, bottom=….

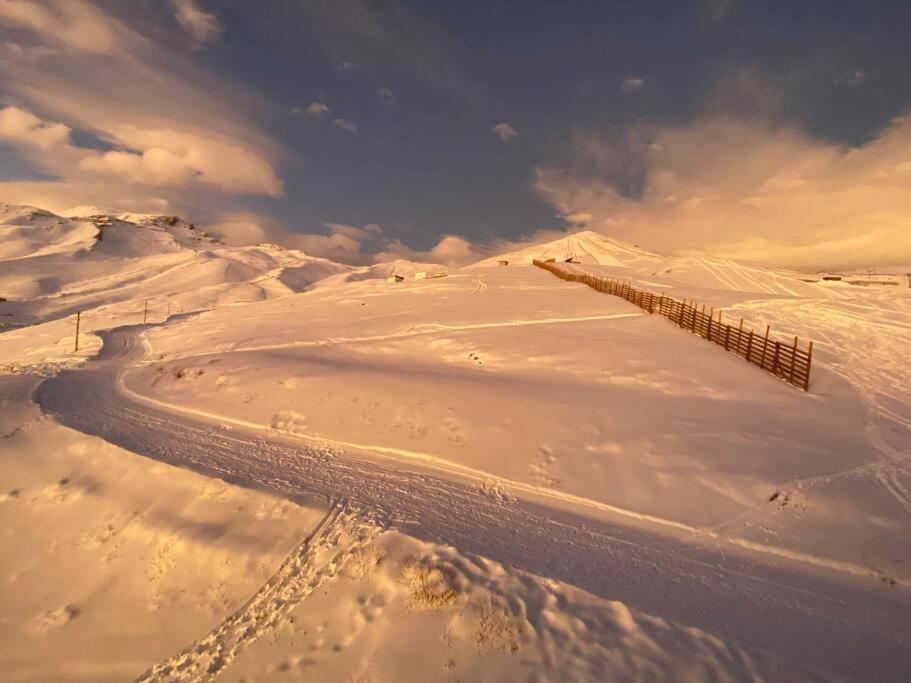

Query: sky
left=0, top=0, right=910, bottom=269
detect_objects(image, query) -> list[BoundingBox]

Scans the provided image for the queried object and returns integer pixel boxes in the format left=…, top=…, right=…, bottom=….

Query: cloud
left=621, top=76, right=645, bottom=92
left=373, top=234, right=485, bottom=267
left=336, top=61, right=358, bottom=74
left=378, top=87, right=395, bottom=105
left=206, top=214, right=386, bottom=264
left=491, top=123, right=518, bottom=143
left=837, top=69, right=866, bottom=86
left=0, top=105, right=283, bottom=197
left=305, top=102, right=331, bottom=117
left=0, top=0, right=118, bottom=54
left=702, top=0, right=736, bottom=24
left=333, top=118, right=360, bottom=135
left=0, top=2, right=285, bottom=211
left=171, top=0, right=223, bottom=46
left=0, top=105, right=73, bottom=151
left=535, top=113, right=911, bottom=270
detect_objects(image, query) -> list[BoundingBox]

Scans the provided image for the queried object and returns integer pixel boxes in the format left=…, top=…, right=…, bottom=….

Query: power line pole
left=74, top=311, right=81, bottom=352
left=143, top=299, right=149, bottom=323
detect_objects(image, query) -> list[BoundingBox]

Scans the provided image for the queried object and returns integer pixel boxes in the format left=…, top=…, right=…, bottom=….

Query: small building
left=497, top=259, right=509, bottom=266
left=414, top=272, right=427, bottom=280
left=386, top=275, right=405, bottom=283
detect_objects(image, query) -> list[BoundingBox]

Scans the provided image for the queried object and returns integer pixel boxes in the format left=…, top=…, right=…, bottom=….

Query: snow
left=2, top=206, right=910, bottom=681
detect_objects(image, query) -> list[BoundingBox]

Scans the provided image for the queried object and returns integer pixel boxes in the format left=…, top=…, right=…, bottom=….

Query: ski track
left=33, top=324, right=911, bottom=683
left=158, top=311, right=646, bottom=362
left=732, top=296, right=911, bottom=519
left=135, top=502, right=380, bottom=683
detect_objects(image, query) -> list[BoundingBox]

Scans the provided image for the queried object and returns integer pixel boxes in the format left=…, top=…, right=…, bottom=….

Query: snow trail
left=33, top=325, right=911, bottom=682
left=135, top=502, right=380, bottom=683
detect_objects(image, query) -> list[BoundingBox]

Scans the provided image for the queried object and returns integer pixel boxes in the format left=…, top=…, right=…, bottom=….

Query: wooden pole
left=759, top=324, right=770, bottom=369
left=804, top=341, right=814, bottom=391
left=143, top=299, right=148, bottom=324
left=746, top=329, right=754, bottom=362
left=707, top=307, right=714, bottom=341
left=788, top=336, right=799, bottom=384
left=74, top=311, right=80, bottom=352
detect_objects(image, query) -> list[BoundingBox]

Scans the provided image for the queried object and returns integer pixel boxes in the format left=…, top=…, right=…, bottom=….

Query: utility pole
left=74, top=311, right=81, bottom=352
left=143, top=299, right=149, bottom=324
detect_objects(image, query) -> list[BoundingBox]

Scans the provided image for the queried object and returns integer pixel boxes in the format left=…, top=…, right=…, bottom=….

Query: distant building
left=386, top=275, right=405, bottom=283
left=498, top=259, right=509, bottom=266
left=415, top=272, right=427, bottom=280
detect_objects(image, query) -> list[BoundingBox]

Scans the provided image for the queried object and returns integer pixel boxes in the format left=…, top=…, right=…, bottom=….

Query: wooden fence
left=533, top=259, right=814, bottom=391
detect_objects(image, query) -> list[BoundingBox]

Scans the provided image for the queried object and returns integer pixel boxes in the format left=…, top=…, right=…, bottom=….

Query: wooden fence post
left=724, top=322, right=731, bottom=351
left=706, top=307, right=713, bottom=341
left=74, top=311, right=81, bottom=352
left=759, top=325, right=771, bottom=369
left=804, top=341, right=814, bottom=391
left=746, top=329, right=754, bottom=362
left=788, top=336, right=799, bottom=384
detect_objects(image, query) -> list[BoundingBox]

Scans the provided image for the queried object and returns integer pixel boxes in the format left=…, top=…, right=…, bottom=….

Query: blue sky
left=1, top=1, right=910, bottom=267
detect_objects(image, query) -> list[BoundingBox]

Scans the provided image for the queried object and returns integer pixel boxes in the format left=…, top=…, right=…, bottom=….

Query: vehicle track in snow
left=33, top=324, right=911, bottom=682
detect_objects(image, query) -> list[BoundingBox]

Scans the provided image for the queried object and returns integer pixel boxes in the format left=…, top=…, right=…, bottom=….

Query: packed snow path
left=36, top=325, right=911, bottom=682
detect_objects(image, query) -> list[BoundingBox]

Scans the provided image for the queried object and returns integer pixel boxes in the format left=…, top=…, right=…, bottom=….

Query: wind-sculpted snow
left=34, top=326, right=911, bottom=682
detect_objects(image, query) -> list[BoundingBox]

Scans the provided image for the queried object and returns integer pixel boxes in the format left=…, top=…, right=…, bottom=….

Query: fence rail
left=533, top=259, right=814, bottom=391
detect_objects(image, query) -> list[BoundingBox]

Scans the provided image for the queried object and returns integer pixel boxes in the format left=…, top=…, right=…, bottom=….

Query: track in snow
left=135, top=502, right=379, bottom=683
left=34, top=324, right=911, bottom=682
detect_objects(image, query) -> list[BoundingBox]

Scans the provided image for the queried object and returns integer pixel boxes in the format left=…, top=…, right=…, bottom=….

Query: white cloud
left=305, top=102, right=331, bottom=117
left=378, top=87, right=395, bottom=105
left=171, top=0, right=223, bottom=46
left=0, top=0, right=118, bottom=54
left=336, top=61, right=358, bottom=74
left=206, top=214, right=381, bottom=264
left=535, top=113, right=911, bottom=270
left=0, top=105, right=73, bottom=151
left=621, top=76, right=645, bottom=92
left=491, top=123, right=518, bottom=143
left=373, top=234, right=485, bottom=267
left=333, top=118, right=359, bottom=135
left=0, top=2, right=285, bottom=211
left=837, top=69, right=866, bottom=86
left=0, top=105, right=283, bottom=197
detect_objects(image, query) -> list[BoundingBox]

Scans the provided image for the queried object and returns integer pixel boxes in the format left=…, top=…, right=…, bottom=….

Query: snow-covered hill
left=2, top=210, right=910, bottom=680
left=0, top=204, right=441, bottom=333
left=475, top=229, right=829, bottom=298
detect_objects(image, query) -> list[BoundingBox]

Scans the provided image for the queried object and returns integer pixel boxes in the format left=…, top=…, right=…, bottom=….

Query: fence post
left=804, top=341, right=814, bottom=391
left=746, top=329, right=754, bottom=362
left=772, top=341, right=781, bottom=375
left=74, top=311, right=81, bottom=352
left=691, top=302, right=697, bottom=333
left=788, top=336, right=799, bottom=384
left=724, top=322, right=731, bottom=350
left=759, top=325, right=771, bottom=369
left=706, top=306, right=713, bottom=340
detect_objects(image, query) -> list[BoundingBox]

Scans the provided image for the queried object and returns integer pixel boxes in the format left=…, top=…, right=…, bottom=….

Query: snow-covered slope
left=475, top=229, right=827, bottom=298
left=0, top=205, right=435, bottom=337
left=3, top=212, right=911, bottom=680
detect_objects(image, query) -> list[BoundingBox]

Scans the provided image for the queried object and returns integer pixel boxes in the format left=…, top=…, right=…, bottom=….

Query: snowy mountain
left=2, top=207, right=910, bottom=681
left=473, top=229, right=828, bottom=297
left=0, top=204, right=440, bottom=329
